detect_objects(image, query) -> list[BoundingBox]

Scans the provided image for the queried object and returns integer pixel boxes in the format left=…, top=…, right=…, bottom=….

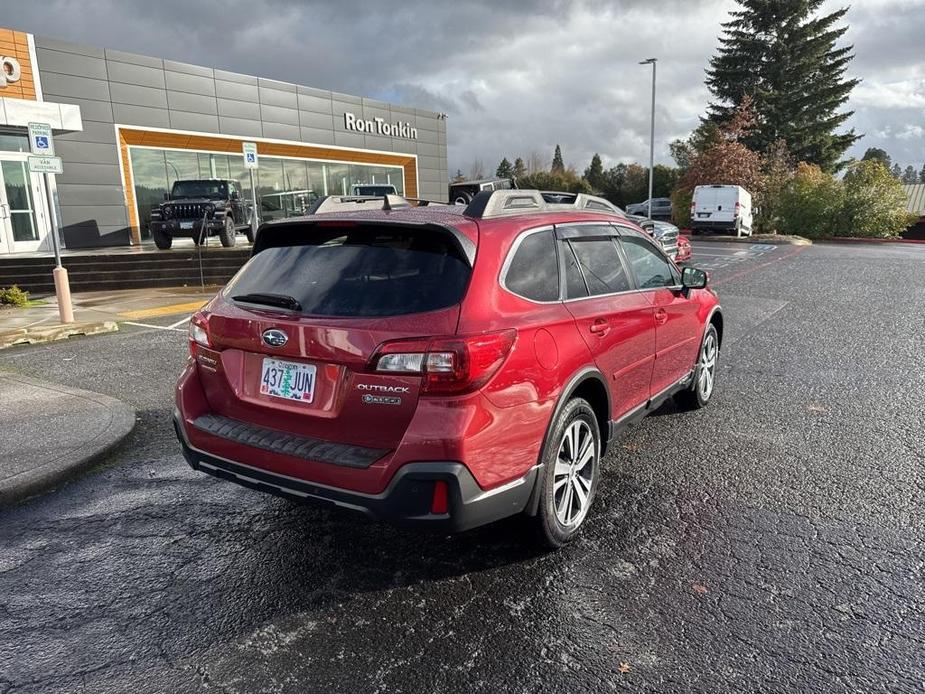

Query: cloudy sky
left=6, top=0, right=923, bottom=176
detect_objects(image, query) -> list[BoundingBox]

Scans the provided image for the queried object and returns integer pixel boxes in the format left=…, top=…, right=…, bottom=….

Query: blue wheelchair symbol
left=246, top=153, right=256, bottom=162
left=35, top=136, right=49, bottom=150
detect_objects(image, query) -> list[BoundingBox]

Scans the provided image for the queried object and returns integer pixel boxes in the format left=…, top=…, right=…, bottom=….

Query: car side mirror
left=163, top=193, right=170, bottom=201
left=230, top=191, right=239, bottom=200
left=682, top=267, right=708, bottom=289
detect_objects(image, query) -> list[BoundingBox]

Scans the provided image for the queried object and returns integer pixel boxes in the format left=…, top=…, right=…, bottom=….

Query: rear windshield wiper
left=231, top=293, right=302, bottom=311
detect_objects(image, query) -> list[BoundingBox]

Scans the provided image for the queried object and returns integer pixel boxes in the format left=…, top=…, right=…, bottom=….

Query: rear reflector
left=431, top=480, right=449, bottom=515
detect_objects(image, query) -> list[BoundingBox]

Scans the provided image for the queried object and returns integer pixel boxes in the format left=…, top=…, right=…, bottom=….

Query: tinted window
left=505, top=230, right=559, bottom=301
left=171, top=180, right=228, bottom=199
left=226, top=227, right=470, bottom=317
left=563, top=243, right=588, bottom=299
left=620, top=236, right=675, bottom=289
left=569, top=238, right=631, bottom=296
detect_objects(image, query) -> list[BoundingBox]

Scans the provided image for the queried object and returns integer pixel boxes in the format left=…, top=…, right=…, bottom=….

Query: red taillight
left=188, top=311, right=210, bottom=358
left=431, top=480, right=449, bottom=514
left=371, top=330, right=516, bottom=395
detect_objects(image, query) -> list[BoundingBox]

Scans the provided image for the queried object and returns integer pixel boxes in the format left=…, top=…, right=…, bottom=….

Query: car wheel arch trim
left=524, top=366, right=610, bottom=517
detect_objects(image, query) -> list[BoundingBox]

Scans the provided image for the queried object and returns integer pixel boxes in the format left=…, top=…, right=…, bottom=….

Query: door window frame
left=555, top=221, right=638, bottom=302
left=0, top=153, right=50, bottom=254
left=615, top=225, right=683, bottom=291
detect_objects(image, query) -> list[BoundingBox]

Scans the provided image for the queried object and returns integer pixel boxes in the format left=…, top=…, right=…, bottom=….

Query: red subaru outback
left=174, top=191, right=722, bottom=546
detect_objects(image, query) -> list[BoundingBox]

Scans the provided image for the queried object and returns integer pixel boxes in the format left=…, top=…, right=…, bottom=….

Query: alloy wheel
left=698, top=331, right=718, bottom=400
left=553, top=420, right=597, bottom=527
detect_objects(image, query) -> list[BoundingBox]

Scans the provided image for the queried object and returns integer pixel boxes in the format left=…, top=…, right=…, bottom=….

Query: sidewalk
left=0, top=370, right=136, bottom=505
left=0, top=286, right=218, bottom=349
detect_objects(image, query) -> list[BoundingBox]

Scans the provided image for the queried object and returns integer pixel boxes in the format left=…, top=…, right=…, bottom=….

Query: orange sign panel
left=0, top=28, right=37, bottom=101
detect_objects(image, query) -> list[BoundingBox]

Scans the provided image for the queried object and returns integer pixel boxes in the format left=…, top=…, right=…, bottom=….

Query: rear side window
left=620, top=236, right=675, bottom=289
left=226, top=227, right=470, bottom=317
left=504, top=229, right=559, bottom=301
left=568, top=238, right=631, bottom=296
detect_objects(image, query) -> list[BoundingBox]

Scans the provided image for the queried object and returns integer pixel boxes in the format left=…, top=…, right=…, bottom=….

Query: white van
left=691, top=185, right=753, bottom=237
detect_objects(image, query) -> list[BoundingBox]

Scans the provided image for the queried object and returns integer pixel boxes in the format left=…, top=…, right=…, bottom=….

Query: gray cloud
left=5, top=0, right=923, bottom=175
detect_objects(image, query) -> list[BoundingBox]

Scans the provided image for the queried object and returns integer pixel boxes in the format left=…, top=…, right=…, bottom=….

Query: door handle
left=654, top=308, right=668, bottom=326
left=0, top=203, right=9, bottom=220
left=589, top=319, right=610, bottom=336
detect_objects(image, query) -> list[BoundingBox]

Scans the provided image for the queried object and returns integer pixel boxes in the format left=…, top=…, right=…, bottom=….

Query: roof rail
left=305, top=194, right=414, bottom=215
left=463, top=189, right=627, bottom=219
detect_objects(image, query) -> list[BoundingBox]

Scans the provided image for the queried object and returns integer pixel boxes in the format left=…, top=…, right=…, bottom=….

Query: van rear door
left=694, top=186, right=735, bottom=223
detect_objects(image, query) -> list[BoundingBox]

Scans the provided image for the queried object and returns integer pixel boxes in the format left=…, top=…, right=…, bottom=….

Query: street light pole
left=640, top=57, right=657, bottom=220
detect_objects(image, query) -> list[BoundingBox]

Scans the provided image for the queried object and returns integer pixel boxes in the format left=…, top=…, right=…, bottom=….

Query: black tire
left=453, top=191, right=473, bottom=206
left=219, top=216, right=236, bottom=247
left=244, top=224, right=255, bottom=244
left=675, top=323, right=719, bottom=410
left=152, top=227, right=172, bottom=250
left=532, top=397, right=601, bottom=549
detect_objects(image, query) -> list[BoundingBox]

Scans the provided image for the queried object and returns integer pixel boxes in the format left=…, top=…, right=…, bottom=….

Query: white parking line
left=122, top=321, right=187, bottom=333
left=166, top=316, right=191, bottom=329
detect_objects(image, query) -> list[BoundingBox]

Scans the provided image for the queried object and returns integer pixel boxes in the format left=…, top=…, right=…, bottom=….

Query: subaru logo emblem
left=262, top=329, right=288, bottom=347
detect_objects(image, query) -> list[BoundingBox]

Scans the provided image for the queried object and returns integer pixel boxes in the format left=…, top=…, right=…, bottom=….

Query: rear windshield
left=226, top=227, right=470, bottom=317
left=171, top=180, right=228, bottom=199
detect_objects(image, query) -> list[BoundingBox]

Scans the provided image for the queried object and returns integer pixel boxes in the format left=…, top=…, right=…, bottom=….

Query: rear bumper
left=173, top=411, right=538, bottom=532
left=691, top=218, right=737, bottom=230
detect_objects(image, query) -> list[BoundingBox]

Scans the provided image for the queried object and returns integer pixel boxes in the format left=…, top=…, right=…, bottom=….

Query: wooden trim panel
left=117, top=127, right=418, bottom=244
left=0, top=29, right=37, bottom=101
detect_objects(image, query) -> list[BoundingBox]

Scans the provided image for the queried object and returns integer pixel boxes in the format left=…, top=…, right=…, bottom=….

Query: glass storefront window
left=0, top=132, right=29, bottom=153
left=326, top=163, right=349, bottom=196
left=129, top=148, right=169, bottom=239
left=130, top=145, right=406, bottom=240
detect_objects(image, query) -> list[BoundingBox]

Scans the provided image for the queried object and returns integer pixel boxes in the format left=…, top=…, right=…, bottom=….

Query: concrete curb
left=0, top=320, right=119, bottom=350
left=0, top=372, right=137, bottom=506
left=684, top=233, right=812, bottom=246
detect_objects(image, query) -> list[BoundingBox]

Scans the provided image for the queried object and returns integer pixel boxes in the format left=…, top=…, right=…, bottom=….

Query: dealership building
left=0, top=26, right=448, bottom=255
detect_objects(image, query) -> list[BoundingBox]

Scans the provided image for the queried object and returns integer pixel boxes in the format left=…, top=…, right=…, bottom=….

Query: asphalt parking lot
left=1, top=240, right=923, bottom=693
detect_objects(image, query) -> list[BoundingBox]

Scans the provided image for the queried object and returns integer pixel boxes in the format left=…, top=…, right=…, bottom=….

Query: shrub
left=777, top=163, right=844, bottom=238
left=841, top=160, right=916, bottom=238
left=0, top=285, right=30, bottom=308
left=517, top=169, right=593, bottom=195
left=671, top=188, right=694, bottom=228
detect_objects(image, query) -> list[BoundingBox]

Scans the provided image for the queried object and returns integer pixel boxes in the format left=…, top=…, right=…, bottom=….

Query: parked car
left=630, top=216, right=681, bottom=261
left=174, top=190, right=722, bottom=547
left=626, top=197, right=672, bottom=220
left=676, top=235, right=692, bottom=263
left=690, top=185, right=753, bottom=236
left=449, top=178, right=513, bottom=205
left=351, top=183, right=398, bottom=196
left=150, top=179, right=253, bottom=249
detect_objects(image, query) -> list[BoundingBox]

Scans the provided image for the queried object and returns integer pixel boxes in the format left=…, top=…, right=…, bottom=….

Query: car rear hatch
left=189, top=217, right=475, bottom=466
left=694, top=187, right=734, bottom=221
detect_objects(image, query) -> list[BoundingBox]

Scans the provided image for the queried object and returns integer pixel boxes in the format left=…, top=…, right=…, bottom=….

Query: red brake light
left=188, top=312, right=210, bottom=357
left=371, top=330, right=516, bottom=395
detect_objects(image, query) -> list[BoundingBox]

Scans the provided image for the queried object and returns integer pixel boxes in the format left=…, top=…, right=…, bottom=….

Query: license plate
left=697, top=212, right=711, bottom=218
left=180, top=221, right=194, bottom=229
left=260, top=358, right=316, bottom=403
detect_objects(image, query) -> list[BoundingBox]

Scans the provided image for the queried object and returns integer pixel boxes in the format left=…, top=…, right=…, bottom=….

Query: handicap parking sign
left=28, top=122, right=54, bottom=156
left=242, top=142, right=259, bottom=169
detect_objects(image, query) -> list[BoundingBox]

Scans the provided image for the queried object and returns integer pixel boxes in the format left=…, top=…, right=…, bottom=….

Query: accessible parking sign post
left=242, top=142, right=259, bottom=241
left=28, top=122, right=73, bottom=324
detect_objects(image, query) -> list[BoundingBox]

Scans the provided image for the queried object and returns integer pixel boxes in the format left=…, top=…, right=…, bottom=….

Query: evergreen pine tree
left=920, top=163, right=925, bottom=184
left=583, top=153, right=605, bottom=190
left=706, top=0, right=859, bottom=171
left=512, top=157, right=526, bottom=180
left=551, top=145, right=565, bottom=173
left=861, top=147, right=891, bottom=171
left=496, top=158, right=513, bottom=179
left=902, top=165, right=918, bottom=184
left=891, top=163, right=903, bottom=179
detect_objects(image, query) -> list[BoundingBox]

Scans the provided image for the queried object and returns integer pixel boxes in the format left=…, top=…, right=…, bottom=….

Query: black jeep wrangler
left=149, top=179, right=253, bottom=249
